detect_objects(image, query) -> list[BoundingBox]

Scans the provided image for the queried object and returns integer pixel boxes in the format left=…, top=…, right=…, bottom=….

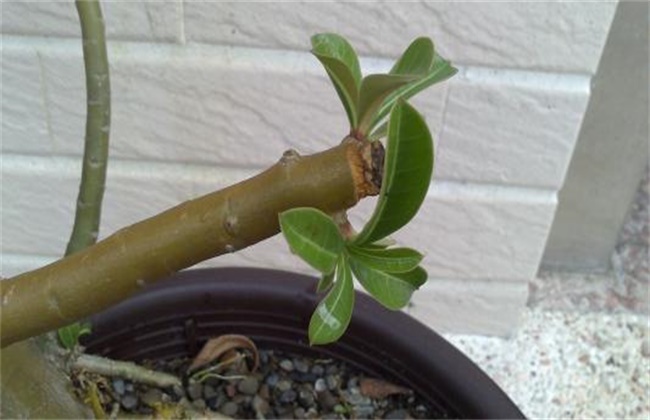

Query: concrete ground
left=446, top=298, right=648, bottom=419
left=446, top=169, right=649, bottom=419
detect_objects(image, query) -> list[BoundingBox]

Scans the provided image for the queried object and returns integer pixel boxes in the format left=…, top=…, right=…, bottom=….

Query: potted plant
left=1, top=1, right=523, bottom=418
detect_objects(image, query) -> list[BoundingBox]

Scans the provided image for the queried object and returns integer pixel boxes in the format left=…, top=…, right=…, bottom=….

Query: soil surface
left=76, top=348, right=447, bottom=419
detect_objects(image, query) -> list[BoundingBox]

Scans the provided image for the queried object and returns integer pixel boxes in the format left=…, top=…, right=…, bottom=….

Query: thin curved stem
left=66, top=0, right=111, bottom=256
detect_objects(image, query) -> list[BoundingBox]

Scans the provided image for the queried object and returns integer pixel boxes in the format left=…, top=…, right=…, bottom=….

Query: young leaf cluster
left=280, top=207, right=425, bottom=346
left=280, top=34, right=456, bottom=345
left=58, top=321, right=92, bottom=350
left=311, top=33, right=457, bottom=140
left=280, top=97, right=435, bottom=346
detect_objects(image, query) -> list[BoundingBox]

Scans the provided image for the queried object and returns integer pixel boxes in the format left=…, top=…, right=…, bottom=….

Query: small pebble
left=275, top=406, right=293, bottom=418
left=112, top=379, right=125, bottom=395
left=280, top=389, right=298, bottom=404
left=294, top=359, right=310, bottom=373
left=265, top=373, right=280, bottom=387
left=120, top=394, right=139, bottom=411
left=325, top=375, right=339, bottom=390
left=192, top=399, right=206, bottom=410
left=276, top=379, right=293, bottom=392
left=317, top=389, right=339, bottom=411
left=345, top=391, right=371, bottom=406
left=258, top=384, right=271, bottom=400
left=354, top=404, right=375, bottom=418
left=311, top=364, right=325, bottom=376
left=415, top=404, right=427, bottom=414
left=238, top=376, right=260, bottom=395
left=187, top=382, right=203, bottom=400
left=334, top=404, right=346, bottom=414
left=314, top=378, right=327, bottom=392
left=294, top=407, right=306, bottom=418
left=298, top=389, right=315, bottom=407
left=253, top=394, right=271, bottom=416
left=291, top=371, right=317, bottom=383
left=140, top=388, right=164, bottom=407
left=203, top=384, right=218, bottom=400
left=325, top=364, right=339, bottom=375
left=225, top=384, right=237, bottom=398
left=384, top=408, right=409, bottom=419
left=221, top=401, right=239, bottom=417
left=234, top=394, right=250, bottom=404
left=206, top=394, right=225, bottom=411
left=171, top=384, right=185, bottom=399
left=125, top=382, right=135, bottom=393
left=348, top=386, right=361, bottom=395
left=279, top=359, right=295, bottom=372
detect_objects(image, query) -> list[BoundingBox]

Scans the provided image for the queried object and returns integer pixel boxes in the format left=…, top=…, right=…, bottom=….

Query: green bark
left=66, top=0, right=111, bottom=256
left=1, top=138, right=382, bottom=347
left=1, top=339, right=90, bottom=418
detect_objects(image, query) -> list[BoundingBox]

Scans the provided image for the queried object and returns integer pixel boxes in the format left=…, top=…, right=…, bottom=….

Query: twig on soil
left=190, top=352, right=248, bottom=383
left=71, top=354, right=182, bottom=388
left=108, top=402, right=120, bottom=420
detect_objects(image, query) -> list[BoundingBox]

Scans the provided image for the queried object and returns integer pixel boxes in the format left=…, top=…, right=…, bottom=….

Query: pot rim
left=83, top=267, right=524, bottom=419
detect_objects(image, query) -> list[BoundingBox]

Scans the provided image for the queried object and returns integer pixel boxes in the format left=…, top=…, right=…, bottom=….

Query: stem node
left=279, top=149, right=301, bottom=165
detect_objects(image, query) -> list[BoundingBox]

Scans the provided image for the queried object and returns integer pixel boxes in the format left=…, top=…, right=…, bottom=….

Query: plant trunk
left=1, top=338, right=90, bottom=418
left=1, top=138, right=383, bottom=347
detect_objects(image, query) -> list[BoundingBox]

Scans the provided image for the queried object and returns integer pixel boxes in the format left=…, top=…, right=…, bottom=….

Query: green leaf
left=397, top=266, right=428, bottom=289
left=311, top=33, right=362, bottom=87
left=58, top=321, right=92, bottom=350
left=357, top=74, right=415, bottom=136
left=354, top=100, right=434, bottom=245
left=390, top=37, right=435, bottom=76
left=309, top=256, right=355, bottom=345
left=317, top=271, right=335, bottom=293
left=348, top=246, right=423, bottom=273
left=368, top=237, right=397, bottom=248
left=369, top=120, right=388, bottom=141
left=372, top=54, right=458, bottom=129
left=280, top=208, right=344, bottom=274
left=311, top=33, right=362, bottom=128
left=350, top=259, right=427, bottom=310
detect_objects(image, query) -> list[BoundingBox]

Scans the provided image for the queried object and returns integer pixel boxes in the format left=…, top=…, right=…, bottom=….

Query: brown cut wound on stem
left=344, top=136, right=384, bottom=199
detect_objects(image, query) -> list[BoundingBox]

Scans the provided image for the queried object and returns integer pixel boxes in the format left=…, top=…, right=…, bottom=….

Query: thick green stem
left=66, top=0, right=111, bottom=256
left=1, top=339, right=90, bottom=418
left=1, top=138, right=382, bottom=347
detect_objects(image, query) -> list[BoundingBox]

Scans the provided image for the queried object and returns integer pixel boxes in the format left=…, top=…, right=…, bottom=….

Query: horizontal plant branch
left=1, top=137, right=383, bottom=347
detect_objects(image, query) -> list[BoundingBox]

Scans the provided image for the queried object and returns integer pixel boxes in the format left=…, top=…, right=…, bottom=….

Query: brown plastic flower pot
left=82, top=267, right=524, bottom=419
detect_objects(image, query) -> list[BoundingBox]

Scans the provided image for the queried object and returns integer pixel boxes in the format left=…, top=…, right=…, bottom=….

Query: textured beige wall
left=2, top=2, right=618, bottom=334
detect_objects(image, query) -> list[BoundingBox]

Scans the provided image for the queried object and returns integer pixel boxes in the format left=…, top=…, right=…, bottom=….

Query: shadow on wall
left=612, top=166, right=649, bottom=311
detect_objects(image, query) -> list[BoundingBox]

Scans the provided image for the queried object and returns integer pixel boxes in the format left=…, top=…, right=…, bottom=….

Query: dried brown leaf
left=359, top=377, right=412, bottom=399
left=188, top=334, right=259, bottom=372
